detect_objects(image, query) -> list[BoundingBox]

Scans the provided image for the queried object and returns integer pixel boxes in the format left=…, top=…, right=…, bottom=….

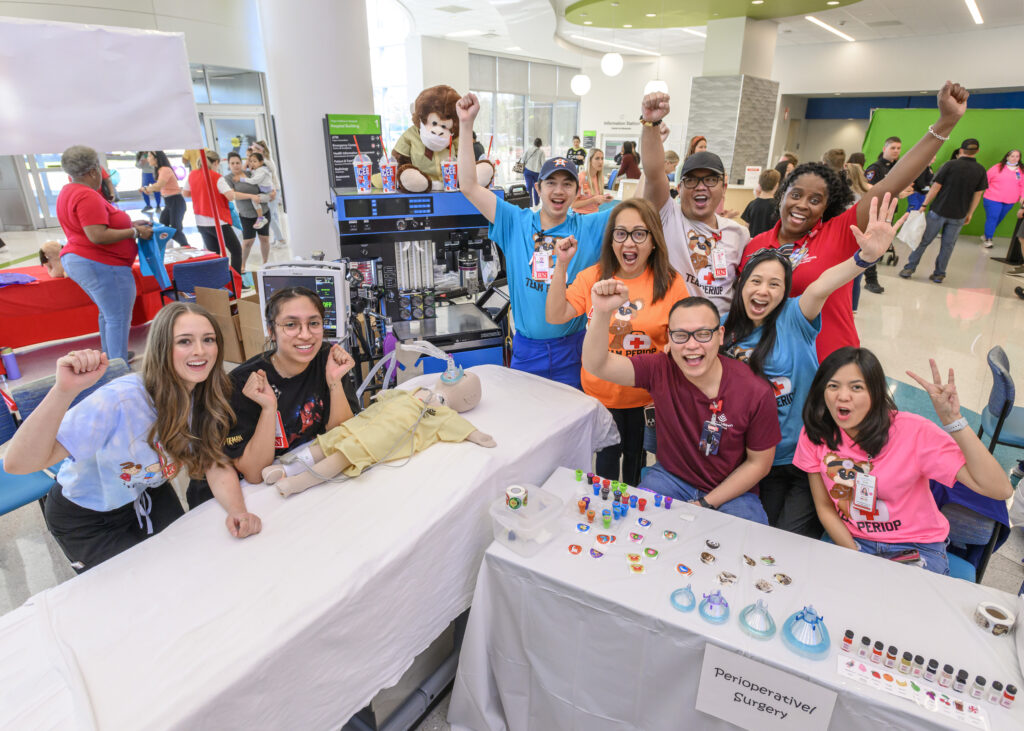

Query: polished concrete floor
left=1, top=224, right=1023, bottom=731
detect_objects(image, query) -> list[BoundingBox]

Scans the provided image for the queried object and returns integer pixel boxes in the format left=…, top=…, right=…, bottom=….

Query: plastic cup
left=380, top=159, right=398, bottom=193
left=441, top=159, right=458, bottom=192
left=353, top=154, right=372, bottom=193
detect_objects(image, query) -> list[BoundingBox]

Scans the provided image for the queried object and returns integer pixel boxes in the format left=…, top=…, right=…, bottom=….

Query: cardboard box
left=194, top=287, right=266, bottom=363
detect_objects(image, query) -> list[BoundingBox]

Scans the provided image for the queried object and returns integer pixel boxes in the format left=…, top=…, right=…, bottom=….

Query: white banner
left=696, top=643, right=838, bottom=731
left=0, top=17, right=202, bottom=155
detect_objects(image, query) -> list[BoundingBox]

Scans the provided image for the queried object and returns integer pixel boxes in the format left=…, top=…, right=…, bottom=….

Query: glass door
left=204, top=115, right=268, bottom=172
left=22, top=153, right=67, bottom=228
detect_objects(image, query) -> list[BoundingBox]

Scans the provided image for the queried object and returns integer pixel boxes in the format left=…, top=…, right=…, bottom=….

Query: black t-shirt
left=224, top=344, right=360, bottom=460
left=863, top=155, right=895, bottom=184
left=911, top=167, right=934, bottom=195
left=741, top=197, right=779, bottom=238
left=930, top=157, right=988, bottom=219
left=567, top=147, right=586, bottom=168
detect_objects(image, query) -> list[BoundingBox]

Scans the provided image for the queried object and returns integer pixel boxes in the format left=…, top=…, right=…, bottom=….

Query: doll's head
left=429, top=365, right=481, bottom=413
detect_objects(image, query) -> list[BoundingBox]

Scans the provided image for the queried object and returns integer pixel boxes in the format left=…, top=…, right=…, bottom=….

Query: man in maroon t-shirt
left=582, top=281, right=779, bottom=523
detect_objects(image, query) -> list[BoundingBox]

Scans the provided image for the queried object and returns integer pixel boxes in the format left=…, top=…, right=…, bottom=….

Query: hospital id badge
left=712, top=248, right=728, bottom=279
left=274, top=410, right=289, bottom=450
left=531, top=251, right=552, bottom=282
left=853, top=473, right=877, bottom=512
left=699, top=420, right=721, bottom=457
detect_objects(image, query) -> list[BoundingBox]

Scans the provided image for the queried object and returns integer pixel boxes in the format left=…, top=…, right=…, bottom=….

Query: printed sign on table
left=696, top=644, right=837, bottom=731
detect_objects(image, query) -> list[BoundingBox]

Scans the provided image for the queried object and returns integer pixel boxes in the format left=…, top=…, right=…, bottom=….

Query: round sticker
left=568, top=544, right=582, bottom=555
left=676, top=563, right=693, bottom=575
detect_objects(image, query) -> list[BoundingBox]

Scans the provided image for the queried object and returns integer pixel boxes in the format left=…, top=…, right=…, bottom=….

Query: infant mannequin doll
left=263, top=365, right=495, bottom=496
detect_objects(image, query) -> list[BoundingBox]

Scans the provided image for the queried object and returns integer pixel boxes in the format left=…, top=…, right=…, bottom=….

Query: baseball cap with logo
left=538, top=156, right=579, bottom=183
left=679, top=151, right=726, bottom=177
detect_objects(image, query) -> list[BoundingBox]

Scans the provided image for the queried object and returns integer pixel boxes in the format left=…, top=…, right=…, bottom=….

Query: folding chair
left=160, top=256, right=233, bottom=303
left=977, top=346, right=1024, bottom=453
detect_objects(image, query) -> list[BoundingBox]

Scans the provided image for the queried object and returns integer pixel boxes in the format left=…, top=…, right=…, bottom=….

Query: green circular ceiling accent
left=565, top=0, right=862, bottom=29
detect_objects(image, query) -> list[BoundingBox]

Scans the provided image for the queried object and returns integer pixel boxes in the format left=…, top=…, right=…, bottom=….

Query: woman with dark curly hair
left=740, top=82, right=970, bottom=360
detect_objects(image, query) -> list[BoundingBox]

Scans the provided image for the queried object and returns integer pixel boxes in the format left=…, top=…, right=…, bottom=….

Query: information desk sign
left=696, top=644, right=837, bottom=731
left=324, top=113, right=383, bottom=189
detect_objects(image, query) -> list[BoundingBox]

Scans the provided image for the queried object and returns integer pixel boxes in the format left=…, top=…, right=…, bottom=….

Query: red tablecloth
left=0, top=250, right=221, bottom=349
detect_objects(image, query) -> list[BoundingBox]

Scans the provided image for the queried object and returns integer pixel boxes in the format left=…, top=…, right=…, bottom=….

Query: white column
left=257, top=0, right=374, bottom=259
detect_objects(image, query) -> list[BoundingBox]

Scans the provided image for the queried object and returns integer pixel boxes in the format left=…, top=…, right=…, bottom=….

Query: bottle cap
left=957, top=670, right=968, bottom=681
left=927, top=659, right=938, bottom=668
left=861, top=636, right=871, bottom=645
left=902, top=652, right=912, bottom=660
left=993, top=681, right=1004, bottom=691
left=1007, top=684, right=1018, bottom=694
left=844, top=630, right=854, bottom=639
left=943, top=664, right=954, bottom=673
left=975, top=676, right=986, bottom=685
left=914, top=655, right=923, bottom=664
left=888, top=645, right=897, bottom=654
left=874, top=641, right=883, bottom=650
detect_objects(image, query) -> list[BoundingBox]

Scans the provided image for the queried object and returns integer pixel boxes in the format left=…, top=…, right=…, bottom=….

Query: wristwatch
left=698, top=496, right=716, bottom=510
left=639, top=116, right=662, bottom=127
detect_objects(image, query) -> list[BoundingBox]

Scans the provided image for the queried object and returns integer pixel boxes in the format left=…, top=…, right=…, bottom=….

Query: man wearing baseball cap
left=455, top=91, right=613, bottom=388
left=900, top=137, right=987, bottom=284
left=638, top=92, right=749, bottom=318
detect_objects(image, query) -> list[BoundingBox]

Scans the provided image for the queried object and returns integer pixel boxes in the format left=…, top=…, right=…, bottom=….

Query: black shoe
left=929, top=274, right=945, bottom=284
left=864, top=281, right=885, bottom=294
left=898, top=267, right=914, bottom=279
left=1015, top=286, right=1024, bottom=301
left=0, top=236, right=6, bottom=250
left=141, top=205, right=153, bottom=212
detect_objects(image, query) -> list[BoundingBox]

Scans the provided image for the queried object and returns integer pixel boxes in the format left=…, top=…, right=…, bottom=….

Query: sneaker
left=929, top=273, right=945, bottom=284
left=141, top=205, right=153, bottom=212
left=272, top=239, right=287, bottom=249
left=864, top=281, right=885, bottom=294
left=898, top=267, right=914, bottom=279
left=241, top=272, right=254, bottom=288
left=254, top=216, right=268, bottom=230
left=982, top=238, right=994, bottom=249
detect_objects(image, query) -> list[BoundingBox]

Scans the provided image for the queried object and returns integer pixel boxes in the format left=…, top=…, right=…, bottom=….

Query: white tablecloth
left=0, top=366, right=616, bottom=730
left=449, top=468, right=1024, bottom=731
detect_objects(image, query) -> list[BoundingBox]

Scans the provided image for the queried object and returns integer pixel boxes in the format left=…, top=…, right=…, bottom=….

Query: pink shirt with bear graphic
left=793, top=411, right=965, bottom=545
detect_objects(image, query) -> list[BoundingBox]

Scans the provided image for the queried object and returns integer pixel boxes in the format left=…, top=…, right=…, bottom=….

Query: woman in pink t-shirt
left=794, top=347, right=1011, bottom=574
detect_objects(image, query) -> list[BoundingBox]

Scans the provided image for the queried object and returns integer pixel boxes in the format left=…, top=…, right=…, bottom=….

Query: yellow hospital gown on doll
left=316, top=389, right=478, bottom=477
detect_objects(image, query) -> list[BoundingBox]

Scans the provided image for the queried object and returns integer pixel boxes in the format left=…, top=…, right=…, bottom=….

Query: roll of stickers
left=974, top=601, right=1015, bottom=636
left=506, top=485, right=528, bottom=511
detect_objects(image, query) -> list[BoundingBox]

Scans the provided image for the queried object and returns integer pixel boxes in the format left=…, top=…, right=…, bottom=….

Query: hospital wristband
left=853, top=250, right=881, bottom=268
left=942, top=416, right=969, bottom=434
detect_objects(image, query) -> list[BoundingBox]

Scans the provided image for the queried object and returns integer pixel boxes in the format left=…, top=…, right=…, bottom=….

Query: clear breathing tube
left=355, top=339, right=460, bottom=402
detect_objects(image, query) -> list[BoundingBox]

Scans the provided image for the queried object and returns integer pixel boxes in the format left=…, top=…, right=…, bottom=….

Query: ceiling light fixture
left=584, top=20, right=592, bottom=24
left=964, top=0, right=983, bottom=24
left=600, top=52, right=624, bottom=76
left=568, top=33, right=662, bottom=56
left=570, top=74, right=592, bottom=96
left=752, top=0, right=764, bottom=4
left=827, top=1, right=840, bottom=4
left=679, top=27, right=707, bottom=38
left=623, top=24, right=632, bottom=28
left=805, top=15, right=855, bottom=41
left=646, top=13, right=656, bottom=17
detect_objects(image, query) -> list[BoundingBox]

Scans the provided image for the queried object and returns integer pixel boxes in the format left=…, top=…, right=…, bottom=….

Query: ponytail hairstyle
left=723, top=249, right=792, bottom=377
left=143, top=302, right=234, bottom=475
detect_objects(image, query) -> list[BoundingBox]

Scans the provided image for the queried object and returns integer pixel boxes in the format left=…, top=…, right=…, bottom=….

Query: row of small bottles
left=842, top=629, right=1016, bottom=708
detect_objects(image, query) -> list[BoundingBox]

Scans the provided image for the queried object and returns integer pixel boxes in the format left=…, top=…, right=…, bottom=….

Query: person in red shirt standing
left=183, top=149, right=245, bottom=274
left=739, top=81, right=970, bottom=361
left=617, top=141, right=641, bottom=180
left=57, top=145, right=152, bottom=363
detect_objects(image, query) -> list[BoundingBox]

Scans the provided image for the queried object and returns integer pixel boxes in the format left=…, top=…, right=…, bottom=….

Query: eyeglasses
left=668, top=327, right=717, bottom=344
left=275, top=319, right=323, bottom=334
left=611, top=227, right=651, bottom=244
left=681, top=174, right=722, bottom=189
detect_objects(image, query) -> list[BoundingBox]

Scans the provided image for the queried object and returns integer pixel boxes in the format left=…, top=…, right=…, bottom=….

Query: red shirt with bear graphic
left=793, top=411, right=965, bottom=544
left=565, top=263, right=691, bottom=409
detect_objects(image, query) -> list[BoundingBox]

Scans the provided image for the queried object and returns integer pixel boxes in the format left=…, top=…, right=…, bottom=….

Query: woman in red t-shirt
left=617, top=141, right=641, bottom=180
left=57, top=145, right=152, bottom=363
left=740, top=82, right=970, bottom=361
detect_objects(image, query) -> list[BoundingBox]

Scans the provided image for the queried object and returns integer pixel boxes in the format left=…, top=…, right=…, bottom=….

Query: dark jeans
left=159, top=193, right=190, bottom=246
left=595, top=406, right=645, bottom=486
left=906, top=210, right=965, bottom=277
left=141, top=171, right=161, bottom=208
left=759, top=464, right=823, bottom=538
left=43, top=481, right=183, bottom=573
left=523, top=170, right=539, bottom=205
left=198, top=223, right=243, bottom=274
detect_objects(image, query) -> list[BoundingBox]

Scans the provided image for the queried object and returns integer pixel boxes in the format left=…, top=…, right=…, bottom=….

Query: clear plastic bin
left=489, top=486, right=564, bottom=557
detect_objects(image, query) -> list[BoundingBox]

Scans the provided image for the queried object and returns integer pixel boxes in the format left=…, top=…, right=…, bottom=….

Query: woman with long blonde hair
left=845, top=162, right=872, bottom=201
left=6, top=302, right=261, bottom=572
left=573, top=147, right=613, bottom=214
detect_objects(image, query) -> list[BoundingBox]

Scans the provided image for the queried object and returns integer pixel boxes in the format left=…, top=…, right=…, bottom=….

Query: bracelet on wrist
left=927, top=125, right=950, bottom=143
left=942, top=416, right=969, bottom=434
left=853, top=250, right=881, bottom=268
left=639, top=116, right=662, bottom=127
left=698, top=496, right=716, bottom=510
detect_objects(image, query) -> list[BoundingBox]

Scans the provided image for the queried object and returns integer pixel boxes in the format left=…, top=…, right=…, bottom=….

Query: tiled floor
left=1, top=222, right=1023, bottom=731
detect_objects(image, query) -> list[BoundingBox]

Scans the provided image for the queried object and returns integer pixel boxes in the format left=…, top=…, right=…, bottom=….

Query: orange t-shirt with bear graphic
left=565, top=263, right=691, bottom=409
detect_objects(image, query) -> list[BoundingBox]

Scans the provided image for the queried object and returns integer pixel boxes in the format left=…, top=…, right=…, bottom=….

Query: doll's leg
left=262, top=443, right=328, bottom=485
left=275, top=452, right=352, bottom=497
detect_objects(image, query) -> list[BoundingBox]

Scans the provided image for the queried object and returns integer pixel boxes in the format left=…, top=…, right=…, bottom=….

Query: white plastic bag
left=897, top=209, right=926, bottom=251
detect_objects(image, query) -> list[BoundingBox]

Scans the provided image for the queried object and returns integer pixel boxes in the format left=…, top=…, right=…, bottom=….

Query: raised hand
left=54, top=349, right=108, bottom=395
left=906, top=359, right=962, bottom=426
left=242, top=369, right=277, bottom=411
left=554, top=235, right=578, bottom=266
left=937, top=81, right=968, bottom=123
left=849, top=192, right=908, bottom=262
left=641, top=92, right=670, bottom=124
left=326, top=344, right=355, bottom=384
left=591, top=278, right=629, bottom=313
left=456, top=93, right=480, bottom=124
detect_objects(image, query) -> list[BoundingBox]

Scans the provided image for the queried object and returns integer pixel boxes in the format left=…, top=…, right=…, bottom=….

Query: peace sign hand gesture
left=906, top=359, right=962, bottom=426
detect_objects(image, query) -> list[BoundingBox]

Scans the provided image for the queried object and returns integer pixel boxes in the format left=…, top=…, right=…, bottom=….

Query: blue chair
left=0, top=358, right=131, bottom=517
left=605, top=169, right=618, bottom=191
left=931, top=478, right=1009, bottom=583
left=160, top=256, right=232, bottom=303
left=977, top=346, right=1024, bottom=452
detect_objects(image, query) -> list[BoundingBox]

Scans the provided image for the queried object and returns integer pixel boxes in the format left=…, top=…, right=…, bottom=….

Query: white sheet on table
left=1, top=366, right=616, bottom=730
left=450, top=468, right=1024, bottom=731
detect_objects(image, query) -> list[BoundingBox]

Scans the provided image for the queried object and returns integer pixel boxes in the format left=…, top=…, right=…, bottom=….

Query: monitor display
left=260, top=274, right=342, bottom=339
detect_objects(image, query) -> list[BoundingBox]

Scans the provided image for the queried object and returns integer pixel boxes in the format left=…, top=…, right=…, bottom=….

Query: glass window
left=470, top=55, right=496, bottom=92
left=207, top=68, right=264, bottom=105
left=495, top=93, right=525, bottom=186
left=553, top=101, right=579, bottom=159
left=472, top=91, right=494, bottom=160
left=191, top=66, right=210, bottom=104
left=527, top=100, right=553, bottom=159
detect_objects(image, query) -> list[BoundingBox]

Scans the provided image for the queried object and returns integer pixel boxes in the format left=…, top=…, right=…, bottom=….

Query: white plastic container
left=489, top=486, right=564, bottom=557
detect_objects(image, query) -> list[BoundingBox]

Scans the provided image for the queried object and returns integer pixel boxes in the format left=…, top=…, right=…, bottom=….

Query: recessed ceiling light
left=827, top=1, right=840, bottom=4
left=752, top=0, right=764, bottom=4
left=568, top=33, right=662, bottom=56
left=584, top=20, right=592, bottom=25
left=646, top=13, right=656, bottom=17
left=964, top=0, right=983, bottom=24
left=579, top=12, right=586, bottom=16
left=806, top=15, right=855, bottom=41
left=623, top=24, right=632, bottom=28
left=610, top=2, right=619, bottom=5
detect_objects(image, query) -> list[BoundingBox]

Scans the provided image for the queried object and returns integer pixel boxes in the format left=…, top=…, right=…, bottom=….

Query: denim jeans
left=510, top=330, right=584, bottom=389
left=61, top=253, right=136, bottom=361
left=905, top=210, right=965, bottom=277
left=823, top=533, right=949, bottom=575
left=523, top=170, right=539, bottom=205
left=639, top=462, right=769, bottom=524
left=140, top=171, right=160, bottom=208
left=982, top=198, right=1016, bottom=240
